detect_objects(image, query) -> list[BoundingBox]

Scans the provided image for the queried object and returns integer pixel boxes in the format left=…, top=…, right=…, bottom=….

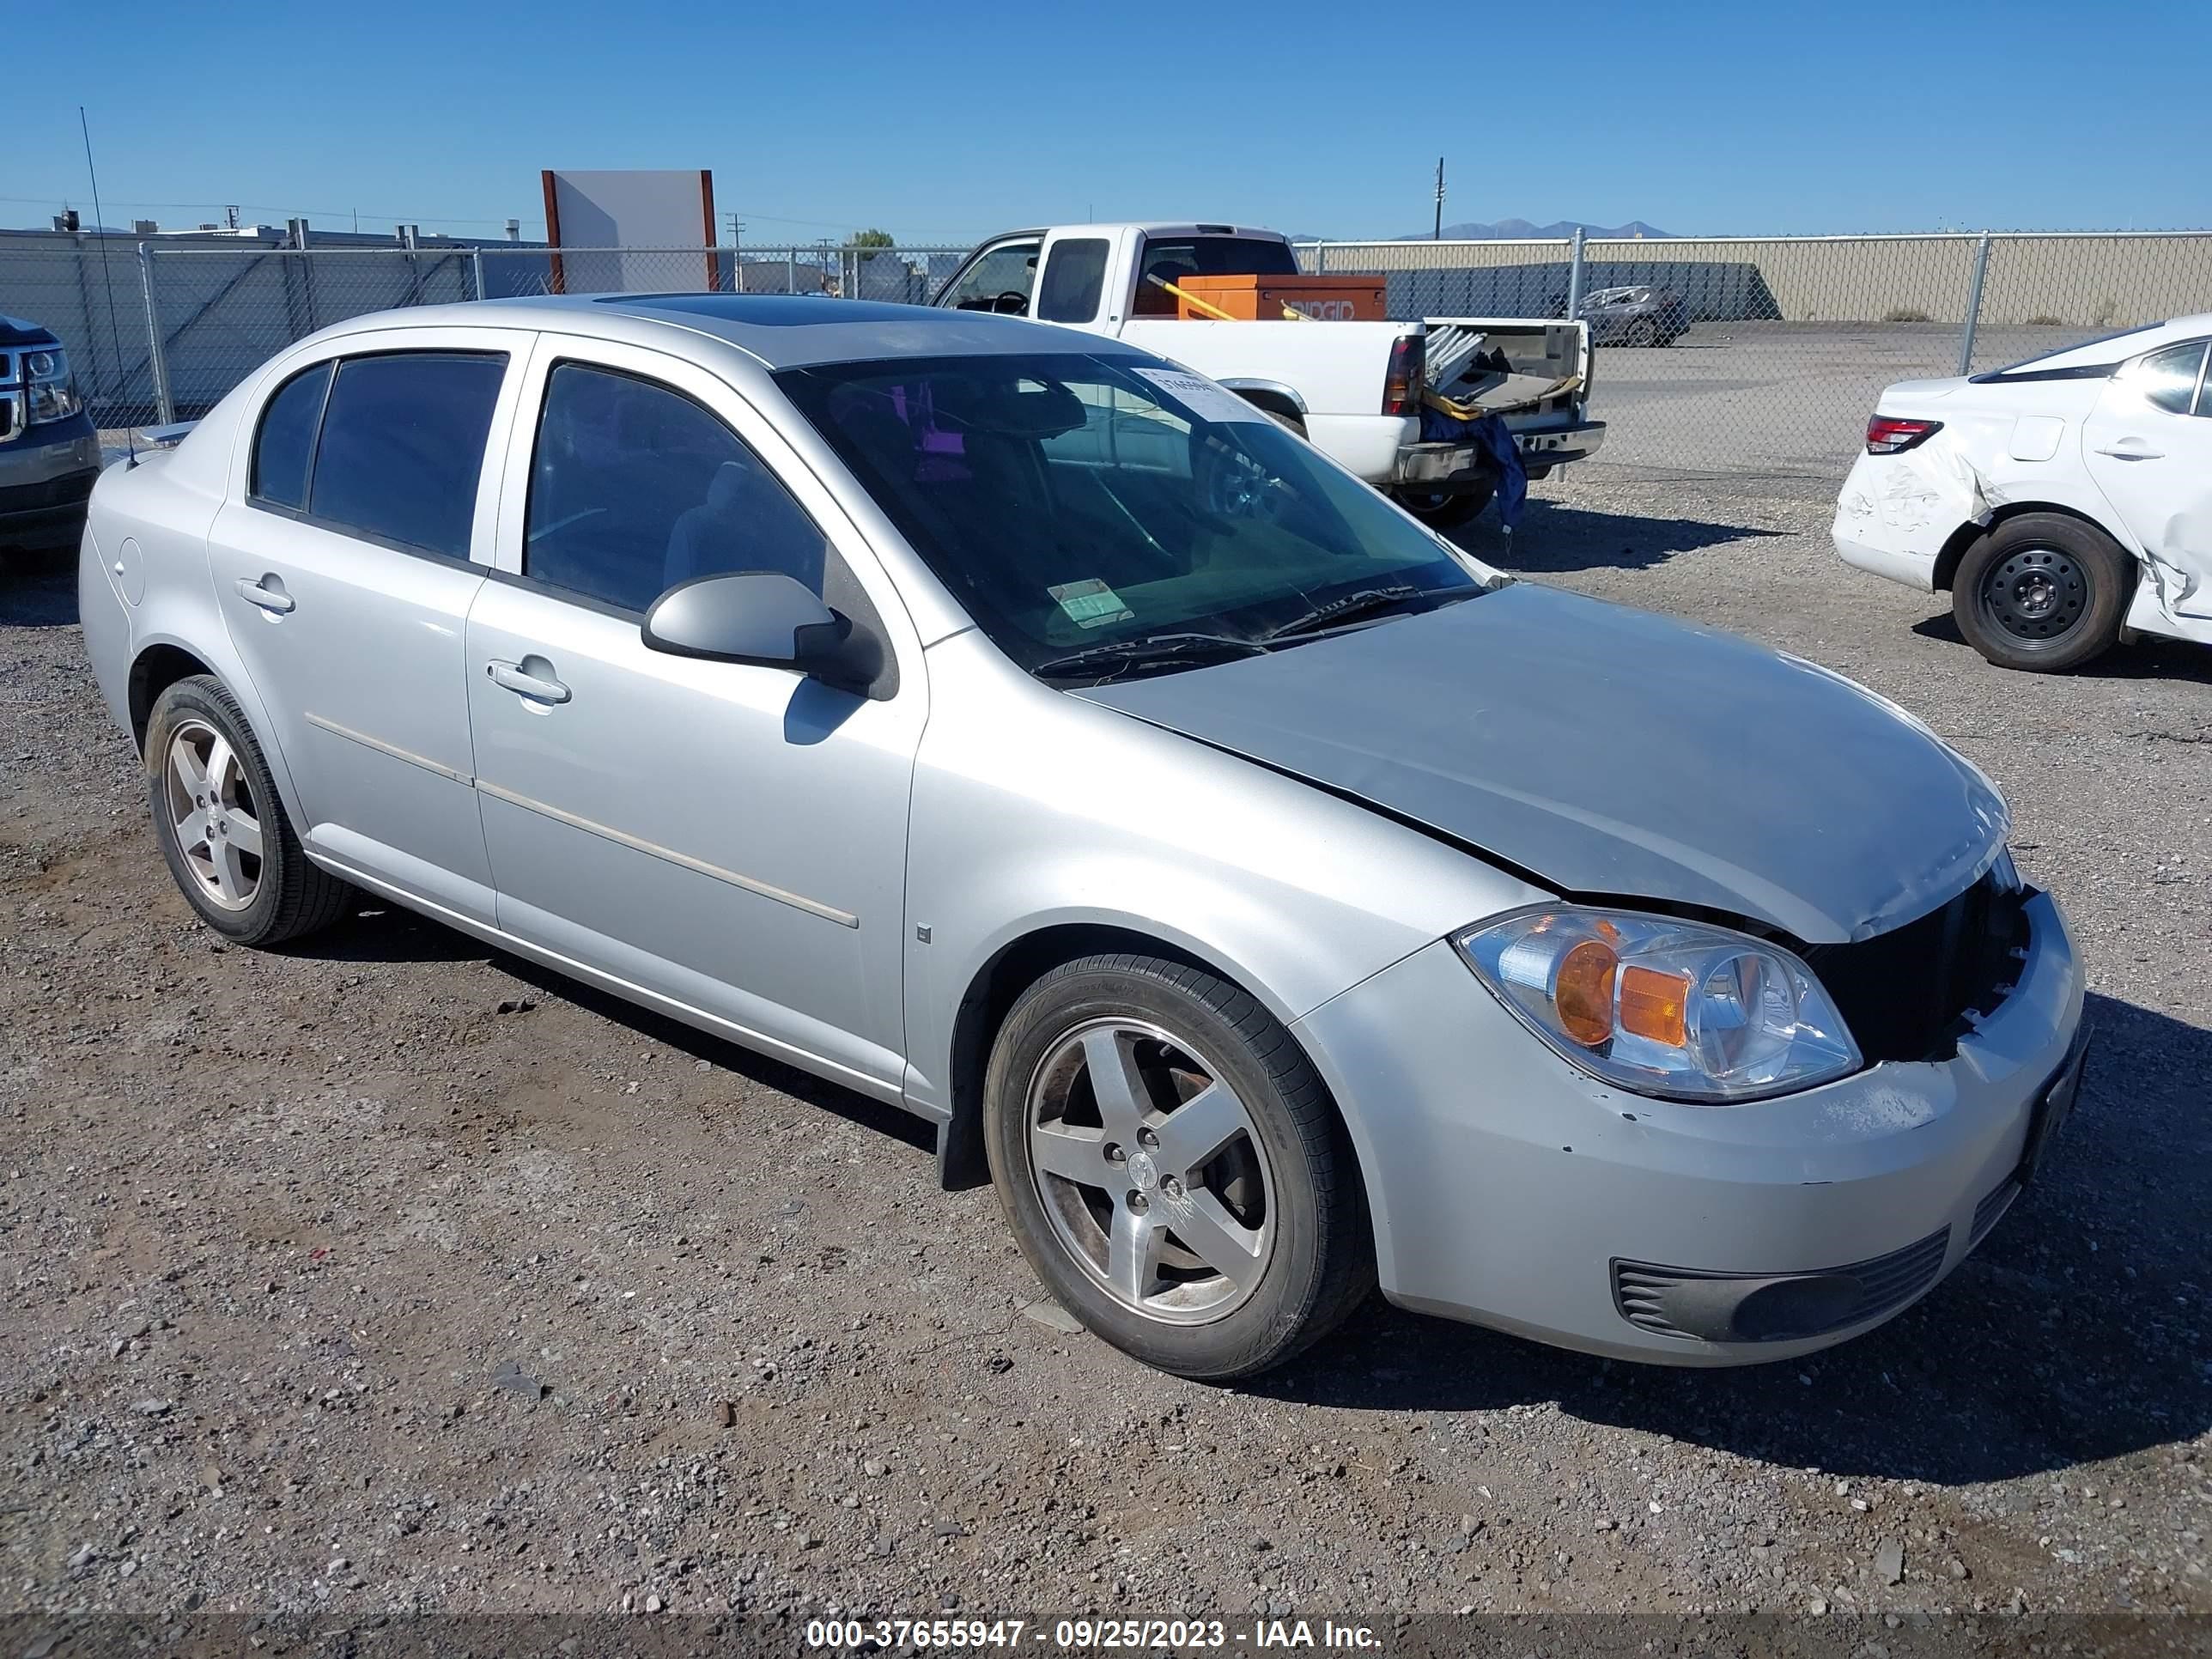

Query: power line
left=1, top=191, right=983, bottom=243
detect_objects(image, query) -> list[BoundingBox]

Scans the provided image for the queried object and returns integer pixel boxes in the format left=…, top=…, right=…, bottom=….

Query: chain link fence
left=1305, top=230, right=2212, bottom=491
left=0, top=241, right=966, bottom=433
left=5, top=231, right=2205, bottom=492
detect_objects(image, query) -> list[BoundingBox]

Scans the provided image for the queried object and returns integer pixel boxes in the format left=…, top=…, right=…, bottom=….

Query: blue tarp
left=1419, top=404, right=1528, bottom=527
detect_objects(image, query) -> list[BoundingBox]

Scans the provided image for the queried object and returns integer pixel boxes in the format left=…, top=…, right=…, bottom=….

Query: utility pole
left=1433, top=157, right=1445, bottom=240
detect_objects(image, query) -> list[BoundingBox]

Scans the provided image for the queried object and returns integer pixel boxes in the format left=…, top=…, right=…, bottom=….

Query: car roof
left=975, top=224, right=1289, bottom=242
left=328, top=293, right=1148, bottom=370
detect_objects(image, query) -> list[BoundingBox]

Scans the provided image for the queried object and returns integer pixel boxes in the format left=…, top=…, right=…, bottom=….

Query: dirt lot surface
left=3, top=481, right=2209, bottom=1644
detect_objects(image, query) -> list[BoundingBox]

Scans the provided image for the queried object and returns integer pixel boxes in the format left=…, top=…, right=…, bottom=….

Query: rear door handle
left=2095, top=441, right=2164, bottom=459
left=486, top=658, right=571, bottom=705
left=234, top=574, right=295, bottom=614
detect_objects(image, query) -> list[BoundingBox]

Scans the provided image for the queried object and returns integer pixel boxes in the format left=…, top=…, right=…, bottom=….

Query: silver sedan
left=77, top=295, right=2087, bottom=1378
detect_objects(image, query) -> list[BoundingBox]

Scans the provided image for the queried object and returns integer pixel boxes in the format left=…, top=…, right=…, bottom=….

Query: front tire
left=1954, top=514, right=2132, bottom=672
left=145, top=676, right=355, bottom=945
left=983, top=955, right=1372, bottom=1380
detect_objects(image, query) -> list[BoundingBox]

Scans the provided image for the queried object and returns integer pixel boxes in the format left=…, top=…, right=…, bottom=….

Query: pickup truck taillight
left=1382, top=332, right=1426, bottom=417
left=1865, top=415, right=1942, bottom=454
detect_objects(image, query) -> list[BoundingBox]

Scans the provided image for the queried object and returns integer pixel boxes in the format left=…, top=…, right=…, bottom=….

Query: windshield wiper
left=1030, top=631, right=1267, bottom=684
left=1260, top=584, right=1455, bottom=643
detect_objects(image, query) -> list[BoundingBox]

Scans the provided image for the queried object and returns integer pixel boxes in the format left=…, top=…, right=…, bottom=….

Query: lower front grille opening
left=1613, top=1226, right=1951, bottom=1344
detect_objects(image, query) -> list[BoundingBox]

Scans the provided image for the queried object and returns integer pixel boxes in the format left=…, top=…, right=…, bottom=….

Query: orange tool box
left=1170, top=273, right=1388, bottom=321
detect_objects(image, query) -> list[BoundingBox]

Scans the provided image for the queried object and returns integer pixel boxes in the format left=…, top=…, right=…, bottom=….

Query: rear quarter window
left=2130, top=340, right=2209, bottom=415
left=249, top=362, right=333, bottom=510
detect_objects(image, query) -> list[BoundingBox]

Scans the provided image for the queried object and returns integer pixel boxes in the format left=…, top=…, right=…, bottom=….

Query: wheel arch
left=128, top=641, right=216, bottom=751
left=1218, top=380, right=1308, bottom=432
left=125, top=634, right=312, bottom=832
left=934, top=922, right=1375, bottom=1237
left=1933, top=500, right=2136, bottom=592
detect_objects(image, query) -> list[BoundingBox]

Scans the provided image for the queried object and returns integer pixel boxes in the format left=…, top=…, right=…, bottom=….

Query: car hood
left=1075, top=583, right=2008, bottom=944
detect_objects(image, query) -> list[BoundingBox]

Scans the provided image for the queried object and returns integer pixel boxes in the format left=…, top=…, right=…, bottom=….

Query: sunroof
left=596, top=294, right=936, bottom=327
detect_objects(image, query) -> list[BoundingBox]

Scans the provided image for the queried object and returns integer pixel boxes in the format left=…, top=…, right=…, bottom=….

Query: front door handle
left=2095, top=441, right=2164, bottom=459
left=486, top=658, right=571, bottom=705
left=234, top=574, right=295, bottom=614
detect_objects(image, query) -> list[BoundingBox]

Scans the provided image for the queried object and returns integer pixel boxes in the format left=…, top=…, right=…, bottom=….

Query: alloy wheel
left=1024, top=1018, right=1276, bottom=1323
left=161, top=717, right=264, bottom=911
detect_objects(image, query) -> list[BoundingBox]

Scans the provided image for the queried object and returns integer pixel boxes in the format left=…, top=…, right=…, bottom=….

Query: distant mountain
left=1387, top=218, right=1672, bottom=241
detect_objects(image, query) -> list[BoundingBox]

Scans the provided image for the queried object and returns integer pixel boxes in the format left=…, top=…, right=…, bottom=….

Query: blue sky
left=25, top=0, right=2212, bottom=243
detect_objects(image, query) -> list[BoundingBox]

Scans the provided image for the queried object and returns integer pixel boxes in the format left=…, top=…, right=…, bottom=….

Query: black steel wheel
left=1954, top=514, right=2132, bottom=672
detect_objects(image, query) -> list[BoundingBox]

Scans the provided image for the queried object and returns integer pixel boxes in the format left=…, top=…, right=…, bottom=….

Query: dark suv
left=1, top=316, right=102, bottom=553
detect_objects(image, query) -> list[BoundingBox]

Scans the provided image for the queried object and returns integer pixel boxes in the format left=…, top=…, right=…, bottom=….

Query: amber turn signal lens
left=1553, top=939, right=1617, bottom=1047
left=1619, top=964, right=1690, bottom=1047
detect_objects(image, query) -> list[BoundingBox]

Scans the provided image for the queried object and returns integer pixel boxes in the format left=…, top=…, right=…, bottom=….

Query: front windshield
left=777, top=352, right=1484, bottom=678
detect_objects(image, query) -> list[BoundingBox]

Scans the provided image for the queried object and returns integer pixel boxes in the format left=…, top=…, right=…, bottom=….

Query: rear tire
left=983, top=954, right=1373, bottom=1380
left=1393, top=479, right=1495, bottom=529
left=1624, top=316, right=1660, bottom=347
left=1954, top=514, right=2132, bottom=673
left=145, top=676, right=355, bottom=945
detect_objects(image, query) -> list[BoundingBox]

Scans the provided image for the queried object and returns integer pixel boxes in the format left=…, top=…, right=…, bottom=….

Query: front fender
left=899, top=630, right=1541, bottom=1123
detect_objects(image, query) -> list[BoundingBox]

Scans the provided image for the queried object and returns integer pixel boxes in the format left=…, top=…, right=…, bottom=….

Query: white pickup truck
left=930, top=222, right=1604, bottom=525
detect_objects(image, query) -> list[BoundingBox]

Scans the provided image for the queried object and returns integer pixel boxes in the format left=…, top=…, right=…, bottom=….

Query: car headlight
left=1454, top=907, right=1861, bottom=1102
left=27, top=380, right=83, bottom=422
left=22, top=348, right=83, bottom=422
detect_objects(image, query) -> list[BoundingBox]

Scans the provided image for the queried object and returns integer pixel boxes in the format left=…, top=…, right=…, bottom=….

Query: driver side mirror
left=641, top=571, right=888, bottom=698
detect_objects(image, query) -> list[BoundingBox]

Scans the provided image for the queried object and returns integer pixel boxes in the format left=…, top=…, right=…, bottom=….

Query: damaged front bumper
left=1293, top=885, right=2085, bottom=1365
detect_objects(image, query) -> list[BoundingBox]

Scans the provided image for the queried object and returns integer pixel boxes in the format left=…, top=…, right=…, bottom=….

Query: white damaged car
left=1833, top=318, right=2212, bottom=671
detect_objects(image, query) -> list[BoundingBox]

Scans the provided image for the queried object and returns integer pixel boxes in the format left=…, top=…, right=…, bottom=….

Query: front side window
left=1036, top=238, right=1110, bottom=324
left=524, top=362, right=829, bottom=614
left=779, top=352, right=1484, bottom=678
left=307, top=353, right=507, bottom=559
left=937, top=240, right=1041, bottom=314
left=2126, top=340, right=2209, bottom=416
left=250, top=361, right=333, bottom=511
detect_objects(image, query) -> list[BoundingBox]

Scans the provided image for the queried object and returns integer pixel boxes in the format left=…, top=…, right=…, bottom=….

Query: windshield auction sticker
left=1047, top=579, right=1136, bottom=629
left=1133, top=367, right=1270, bottom=424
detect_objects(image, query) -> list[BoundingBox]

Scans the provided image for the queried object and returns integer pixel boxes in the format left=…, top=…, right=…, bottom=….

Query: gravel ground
left=3, top=481, right=2209, bottom=1644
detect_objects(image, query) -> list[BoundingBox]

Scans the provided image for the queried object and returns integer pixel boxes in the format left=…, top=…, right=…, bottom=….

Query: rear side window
left=305, top=353, right=507, bottom=559
left=249, top=362, right=332, bottom=510
left=1037, top=238, right=1109, bottom=323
